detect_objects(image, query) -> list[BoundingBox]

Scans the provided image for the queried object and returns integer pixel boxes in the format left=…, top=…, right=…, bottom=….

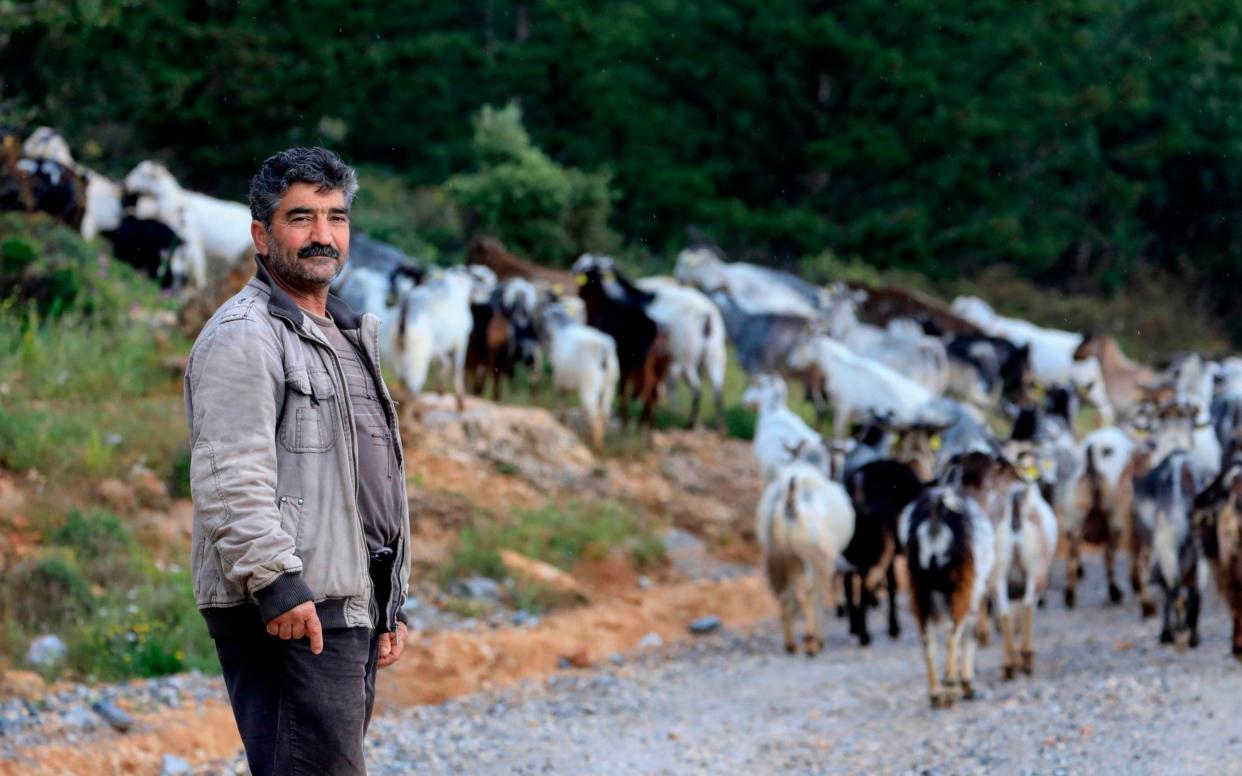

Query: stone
left=159, top=753, right=192, bottom=776
left=26, top=635, right=66, bottom=668
left=688, top=616, right=722, bottom=635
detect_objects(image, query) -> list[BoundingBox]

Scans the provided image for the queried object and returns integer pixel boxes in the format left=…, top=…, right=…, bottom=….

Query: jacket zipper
left=275, top=308, right=373, bottom=622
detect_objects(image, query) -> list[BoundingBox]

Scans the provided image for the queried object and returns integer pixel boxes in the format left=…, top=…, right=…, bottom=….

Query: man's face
left=253, top=182, right=350, bottom=291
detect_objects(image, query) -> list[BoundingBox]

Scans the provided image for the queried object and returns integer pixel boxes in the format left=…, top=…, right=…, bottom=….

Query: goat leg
left=1020, top=602, right=1035, bottom=675
left=1105, top=536, right=1123, bottom=604
left=1064, top=533, right=1080, bottom=609
left=1000, top=612, right=1018, bottom=681
left=886, top=564, right=902, bottom=639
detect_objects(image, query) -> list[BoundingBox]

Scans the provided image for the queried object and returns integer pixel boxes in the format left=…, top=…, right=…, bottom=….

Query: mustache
left=298, top=243, right=340, bottom=259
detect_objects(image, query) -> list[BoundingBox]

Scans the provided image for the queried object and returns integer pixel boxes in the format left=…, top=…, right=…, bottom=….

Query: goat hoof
left=784, top=641, right=797, bottom=655
left=1021, top=650, right=1035, bottom=675
left=1037, top=596, right=1046, bottom=609
left=803, top=635, right=821, bottom=657
left=977, top=632, right=991, bottom=648
left=858, top=632, right=872, bottom=647
left=835, top=605, right=847, bottom=619
left=930, top=691, right=955, bottom=709
left=1189, top=634, right=1201, bottom=649
left=1002, top=664, right=1017, bottom=681
left=1232, top=646, right=1242, bottom=662
left=1141, top=601, right=1158, bottom=619
left=960, top=684, right=981, bottom=701
left=1064, top=589, right=1076, bottom=609
left=888, top=625, right=901, bottom=640
left=1077, top=565, right=1085, bottom=580
left=1108, top=584, right=1123, bottom=604
left=1159, top=629, right=1174, bottom=645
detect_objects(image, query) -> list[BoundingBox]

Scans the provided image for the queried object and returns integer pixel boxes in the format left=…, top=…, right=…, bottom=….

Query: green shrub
left=448, top=102, right=619, bottom=266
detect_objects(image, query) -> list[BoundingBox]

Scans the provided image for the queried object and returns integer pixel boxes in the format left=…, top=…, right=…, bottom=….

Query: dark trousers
left=215, top=626, right=379, bottom=776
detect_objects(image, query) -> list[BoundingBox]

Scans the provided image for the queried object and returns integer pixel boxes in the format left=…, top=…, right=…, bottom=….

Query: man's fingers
left=306, top=611, right=324, bottom=655
left=279, top=621, right=293, bottom=640
left=266, top=622, right=279, bottom=637
left=379, top=634, right=392, bottom=657
left=291, top=621, right=306, bottom=641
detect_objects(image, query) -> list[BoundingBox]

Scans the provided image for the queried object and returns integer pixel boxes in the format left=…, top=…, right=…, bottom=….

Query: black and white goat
left=899, top=486, right=995, bottom=708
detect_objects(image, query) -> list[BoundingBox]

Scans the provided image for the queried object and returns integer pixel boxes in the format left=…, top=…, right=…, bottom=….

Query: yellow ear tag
left=552, top=282, right=564, bottom=295
left=930, top=435, right=942, bottom=452
left=1025, top=465, right=1040, bottom=481
left=1031, top=384, right=1046, bottom=399
left=576, top=273, right=587, bottom=286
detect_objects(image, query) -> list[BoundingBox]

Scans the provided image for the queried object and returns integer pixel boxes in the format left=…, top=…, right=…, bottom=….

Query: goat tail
left=1011, top=488, right=1025, bottom=535
left=784, top=475, right=799, bottom=522
left=395, top=290, right=411, bottom=348
left=702, top=312, right=713, bottom=340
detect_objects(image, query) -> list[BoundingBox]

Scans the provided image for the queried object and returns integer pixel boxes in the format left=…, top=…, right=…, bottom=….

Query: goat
left=740, top=375, right=825, bottom=482
left=899, top=486, right=995, bottom=708
left=465, top=277, right=542, bottom=401
left=675, top=245, right=828, bottom=319
left=756, top=460, right=856, bottom=656
left=574, top=260, right=669, bottom=428
left=538, top=302, right=619, bottom=450
left=393, top=266, right=476, bottom=410
left=1060, top=426, right=1140, bottom=608
left=945, top=334, right=1033, bottom=406
left=842, top=459, right=924, bottom=645
left=634, top=276, right=727, bottom=428
left=1194, top=460, right=1242, bottom=659
left=951, top=295, right=1115, bottom=424
left=124, top=160, right=253, bottom=287
left=1133, top=450, right=1207, bottom=647
left=787, top=335, right=935, bottom=439
left=1074, top=330, right=1161, bottom=415
left=991, top=477, right=1059, bottom=678
left=22, top=127, right=123, bottom=240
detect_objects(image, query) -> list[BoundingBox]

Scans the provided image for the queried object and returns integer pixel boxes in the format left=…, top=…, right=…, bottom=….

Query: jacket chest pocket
left=277, top=495, right=305, bottom=544
left=279, top=368, right=340, bottom=453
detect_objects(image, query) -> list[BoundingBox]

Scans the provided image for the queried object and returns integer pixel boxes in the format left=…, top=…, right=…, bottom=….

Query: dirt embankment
left=0, top=394, right=773, bottom=774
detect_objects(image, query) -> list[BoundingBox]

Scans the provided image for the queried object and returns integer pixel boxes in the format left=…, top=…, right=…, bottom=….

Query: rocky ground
left=4, top=398, right=1240, bottom=774
left=365, top=550, right=1241, bottom=776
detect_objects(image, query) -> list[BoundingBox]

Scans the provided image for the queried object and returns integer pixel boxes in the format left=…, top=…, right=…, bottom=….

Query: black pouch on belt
left=368, top=541, right=398, bottom=632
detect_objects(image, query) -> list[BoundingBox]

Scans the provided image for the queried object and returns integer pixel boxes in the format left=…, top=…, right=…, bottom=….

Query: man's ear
left=251, top=220, right=269, bottom=256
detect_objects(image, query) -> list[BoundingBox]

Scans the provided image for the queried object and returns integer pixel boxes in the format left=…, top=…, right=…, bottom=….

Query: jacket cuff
left=395, top=605, right=409, bottom=628
left=254, top=572, right=315, bottom=623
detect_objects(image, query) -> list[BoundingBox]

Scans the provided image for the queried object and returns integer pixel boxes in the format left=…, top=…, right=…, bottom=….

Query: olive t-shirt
left=306, top=310, right=403, bottom=554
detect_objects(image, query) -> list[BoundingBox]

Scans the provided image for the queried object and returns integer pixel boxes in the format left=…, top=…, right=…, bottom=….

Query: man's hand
left=265, top=601, right=324, bottom=655
left=378, top=622, right=408, bottom=668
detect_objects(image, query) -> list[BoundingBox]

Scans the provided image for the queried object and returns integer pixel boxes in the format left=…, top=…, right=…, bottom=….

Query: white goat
left=393, top=267, right=475, bottom=410
left=756, top=460, right=856, bottom=656
left=540, top=302, right=620, bottom=450
left=991, top=480, right=1059, bottom=679
left=741, top=375, right=825, bottom=482
left=635, top=277, right=727, bottom=428
left=124, top=160, right=253, bottom=287
left=1059, top=425, right=1138, bottom=608
left=951, top=295, right=1114, bottom=424
left=822, top=292, right=949, bottom=396
left=674, top=246, right=826, bottom=319
left=787, top=335, right=935, bottom=439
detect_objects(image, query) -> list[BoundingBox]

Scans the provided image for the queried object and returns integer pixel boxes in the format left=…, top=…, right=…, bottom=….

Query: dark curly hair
left=248, top=147, right=358, bottom=227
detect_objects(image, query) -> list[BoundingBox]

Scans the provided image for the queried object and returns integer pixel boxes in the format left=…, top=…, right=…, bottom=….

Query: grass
left=0, top=508, right=214, bottom=680
left=439, top=499, right=667, bottom=590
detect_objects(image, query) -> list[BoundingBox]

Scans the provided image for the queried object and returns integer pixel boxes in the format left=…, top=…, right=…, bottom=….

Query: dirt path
left=363, top=553, right=1242, bottom=775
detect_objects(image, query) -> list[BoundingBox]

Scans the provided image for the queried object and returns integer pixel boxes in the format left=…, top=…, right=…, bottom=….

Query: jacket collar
left=254, top=254, right=364, bottom=331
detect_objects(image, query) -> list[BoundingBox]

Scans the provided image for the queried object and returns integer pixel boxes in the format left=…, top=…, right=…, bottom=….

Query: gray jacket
left=185, top=259, right=409, bottom=631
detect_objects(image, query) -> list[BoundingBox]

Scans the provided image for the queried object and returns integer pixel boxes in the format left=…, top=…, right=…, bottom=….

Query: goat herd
left=6, top=127, right=1242, bottom=711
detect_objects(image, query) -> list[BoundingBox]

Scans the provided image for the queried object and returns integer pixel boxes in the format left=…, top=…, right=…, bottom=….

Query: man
left=184, top=147, right=409, bottom=775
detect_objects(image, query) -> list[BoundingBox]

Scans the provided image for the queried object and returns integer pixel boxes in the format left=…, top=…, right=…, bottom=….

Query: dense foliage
left=4, top=1, right=1242, bottom=332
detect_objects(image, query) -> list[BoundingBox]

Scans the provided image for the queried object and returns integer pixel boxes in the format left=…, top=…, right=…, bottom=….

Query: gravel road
left=365, top=553, right=1242, bottom=776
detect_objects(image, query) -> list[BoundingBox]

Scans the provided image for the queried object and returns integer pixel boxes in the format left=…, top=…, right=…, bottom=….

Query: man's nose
left=311, top=213, right=334, bottom=246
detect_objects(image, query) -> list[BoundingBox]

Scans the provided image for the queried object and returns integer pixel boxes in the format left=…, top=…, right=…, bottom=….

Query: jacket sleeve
left=186, top=316, right=313, bottom=619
